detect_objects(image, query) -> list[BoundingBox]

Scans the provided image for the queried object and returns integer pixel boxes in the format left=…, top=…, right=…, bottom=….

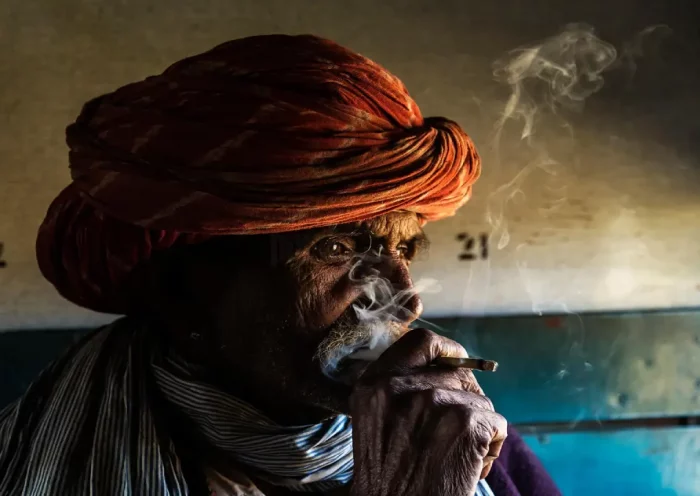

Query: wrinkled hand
left=349, top=329, right=507, bottom=496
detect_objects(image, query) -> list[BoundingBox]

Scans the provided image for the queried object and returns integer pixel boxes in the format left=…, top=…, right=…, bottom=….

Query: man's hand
left=349, top=328, right=507, bottom=496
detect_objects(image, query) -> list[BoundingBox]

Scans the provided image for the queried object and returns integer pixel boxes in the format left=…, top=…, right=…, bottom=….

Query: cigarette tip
left=482, top=360, right=498, bottom=372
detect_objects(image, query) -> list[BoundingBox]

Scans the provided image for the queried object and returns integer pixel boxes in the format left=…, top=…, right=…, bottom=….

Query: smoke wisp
left=482, top=23, right=670, bottom=312
left=316, top=248, right=440, bottom=378
left=487, top=23, right=619, bottom=253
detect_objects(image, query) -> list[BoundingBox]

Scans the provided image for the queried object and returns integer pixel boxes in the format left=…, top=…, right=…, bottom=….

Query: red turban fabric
left=37, top=34, right=481, bottom=314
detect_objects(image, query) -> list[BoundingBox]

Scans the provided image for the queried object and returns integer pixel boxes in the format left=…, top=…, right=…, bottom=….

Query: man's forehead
left=344, top=212, right=425, bottom=240
left=263, top=212, right=427, bottom=255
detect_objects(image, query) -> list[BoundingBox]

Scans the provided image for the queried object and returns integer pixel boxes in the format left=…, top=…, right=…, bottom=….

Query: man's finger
left=387, top=368, right=484, bottom=396
left=472, top=409, right=507, bottom=481
left=481, top=409, right=508, bottom=458
left=364, top=328, right=468, bottom=377
left=422, top=389, right=494, bottom=413
left=480, top=460, right=494, bottom=480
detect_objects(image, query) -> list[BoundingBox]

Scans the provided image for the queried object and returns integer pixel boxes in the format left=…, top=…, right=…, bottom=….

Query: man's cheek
left=311, top=278, right=366, bottom=330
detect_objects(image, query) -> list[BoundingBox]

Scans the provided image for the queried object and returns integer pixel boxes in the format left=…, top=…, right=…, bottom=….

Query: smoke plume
left=483, top=23, right=670, bottom=310
left=487, top=23, right=618, bottom=252
left=316, top=248, right=440, bottom=378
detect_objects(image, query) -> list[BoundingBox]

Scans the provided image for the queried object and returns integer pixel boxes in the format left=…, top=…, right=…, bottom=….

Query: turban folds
left=37, top=34, right=481, bottom=314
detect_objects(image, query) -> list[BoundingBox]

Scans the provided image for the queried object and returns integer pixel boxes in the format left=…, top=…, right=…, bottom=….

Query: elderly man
left=0, top=35, right=560, bottom=496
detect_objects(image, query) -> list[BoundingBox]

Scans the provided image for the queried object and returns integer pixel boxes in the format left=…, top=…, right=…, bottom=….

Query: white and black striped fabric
left=0, top=319, right=494, bottom=496
left=152, top=353, right=354, bottom=493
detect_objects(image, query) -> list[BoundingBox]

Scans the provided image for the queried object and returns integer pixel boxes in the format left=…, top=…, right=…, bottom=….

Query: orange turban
left=37, top=34, right=481, bottom=314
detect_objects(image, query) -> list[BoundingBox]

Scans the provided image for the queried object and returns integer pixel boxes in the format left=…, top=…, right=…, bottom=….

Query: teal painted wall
left=432, top=311, right=700, bottom=423
left=523, top=427, right=700, bottom=496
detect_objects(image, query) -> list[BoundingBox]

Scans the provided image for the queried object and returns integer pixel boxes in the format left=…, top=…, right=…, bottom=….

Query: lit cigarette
left=434, top=357, right=499, bottom=372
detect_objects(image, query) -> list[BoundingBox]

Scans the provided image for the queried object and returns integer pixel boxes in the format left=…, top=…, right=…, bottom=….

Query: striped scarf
left=153, top=354, right=354, bottom=493
left=0, top=319, right=493, bottom=495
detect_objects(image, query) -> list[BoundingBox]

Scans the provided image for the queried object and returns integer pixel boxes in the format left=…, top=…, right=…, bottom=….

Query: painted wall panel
left=443, top=311, right=700, bottom=424
left=523, top=427, right=700, bottom=496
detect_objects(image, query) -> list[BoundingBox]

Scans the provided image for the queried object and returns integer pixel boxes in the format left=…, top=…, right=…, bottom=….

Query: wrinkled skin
left=350, top=329, right=507, bottom=496
left=152, top=211, right=507, bottom=495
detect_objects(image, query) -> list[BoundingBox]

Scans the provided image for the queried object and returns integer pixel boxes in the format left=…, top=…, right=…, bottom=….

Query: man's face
left=172, top=211, right=428, bottom=419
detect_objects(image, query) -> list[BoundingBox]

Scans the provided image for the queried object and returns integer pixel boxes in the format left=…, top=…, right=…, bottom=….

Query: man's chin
left=331, top=357, right=372, bottom=386
left=313, top=318, right=409, bottom=409
left=310, top=361, right=369, bottom=417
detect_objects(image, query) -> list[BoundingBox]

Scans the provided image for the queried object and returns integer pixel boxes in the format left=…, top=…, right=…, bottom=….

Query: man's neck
left=164, top=338, right=339, bottom=426
left=152, top=313, right=346, bottom=426
left=221, top=378, right=338, bottom=425
left=228, top=363, right=346, bottom=425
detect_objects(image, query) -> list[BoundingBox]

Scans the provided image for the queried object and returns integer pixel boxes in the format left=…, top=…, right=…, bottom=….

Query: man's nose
left=378, top=256, right=423, bottom=323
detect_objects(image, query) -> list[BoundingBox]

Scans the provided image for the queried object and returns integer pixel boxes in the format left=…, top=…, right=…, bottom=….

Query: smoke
left=487, top=23, right=618, bottom=252
left=316, top=248, right=440, bottom=378
left=495, top=23, right=617, bottom=127
left=349, top=262, right=440, bottom=361
left=618, top=25, right=673, bottom=83
left=482, top=22, right=670, bottom=310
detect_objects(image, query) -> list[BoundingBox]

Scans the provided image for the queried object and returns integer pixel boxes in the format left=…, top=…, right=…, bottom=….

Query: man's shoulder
left=0, top=320, right=154, bottom=494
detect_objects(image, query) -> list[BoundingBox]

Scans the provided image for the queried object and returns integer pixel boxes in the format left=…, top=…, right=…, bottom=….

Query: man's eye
left=397, top=242, right=414, bottom=260
left=313, top=238, right=354, bottom=261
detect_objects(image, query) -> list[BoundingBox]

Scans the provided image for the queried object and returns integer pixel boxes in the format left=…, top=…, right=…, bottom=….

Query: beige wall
left=1, top=0, right=699, bottom=330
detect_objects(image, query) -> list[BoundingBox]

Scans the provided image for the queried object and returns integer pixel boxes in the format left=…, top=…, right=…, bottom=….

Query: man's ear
left=145, top=245, right=192, bottom=310
left=144, top=244, right=223, bottom=353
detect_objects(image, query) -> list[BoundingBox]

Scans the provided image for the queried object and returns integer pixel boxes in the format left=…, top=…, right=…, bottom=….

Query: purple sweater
left=486, top=426, right=562, bottom=496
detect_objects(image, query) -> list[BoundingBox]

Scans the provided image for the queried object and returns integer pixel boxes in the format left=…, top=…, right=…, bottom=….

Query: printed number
left=456, top=233, right=488, bottom=261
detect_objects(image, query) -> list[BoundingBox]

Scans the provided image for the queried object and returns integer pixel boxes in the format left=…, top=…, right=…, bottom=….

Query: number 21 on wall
left=456, top=233, right=489, bottom=261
